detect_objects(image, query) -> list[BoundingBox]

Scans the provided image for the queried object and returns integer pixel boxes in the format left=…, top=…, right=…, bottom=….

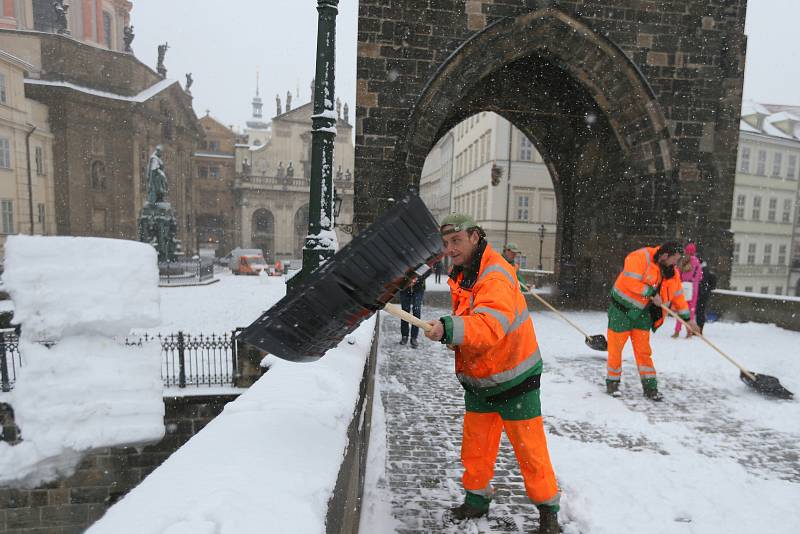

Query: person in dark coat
left=434, top=260, right=444, bottom=284
left=400, top=278, right=426, bottom=348
left=695, top=260, right=717, bottom=333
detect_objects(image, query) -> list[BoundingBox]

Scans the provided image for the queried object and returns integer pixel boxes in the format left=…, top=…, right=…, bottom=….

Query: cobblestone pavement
left=376, top=307, right=799, bottom=533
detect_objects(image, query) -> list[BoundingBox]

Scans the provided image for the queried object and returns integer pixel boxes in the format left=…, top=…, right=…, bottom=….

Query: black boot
left=400, top=336, right=408, bottom=345
left=537, top=506, right=561, bottom=533
left=410, top=338, right=419, bottom=349
left=643, top=388, right=664, bottom=402
left=606, top=380, right=620, bottom=396
left=450, top=502, right=488, bottom=520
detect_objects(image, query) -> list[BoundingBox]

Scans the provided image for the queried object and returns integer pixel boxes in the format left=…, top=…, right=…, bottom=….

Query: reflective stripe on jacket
left=447, top=244, right=542, bottom=398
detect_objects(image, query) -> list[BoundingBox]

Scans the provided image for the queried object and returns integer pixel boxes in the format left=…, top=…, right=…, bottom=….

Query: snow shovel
left=528, top=289, right=608, bottom=352
left=660, top=305, right=794, bottom=400
left=237, top=193, right=443, bottom=362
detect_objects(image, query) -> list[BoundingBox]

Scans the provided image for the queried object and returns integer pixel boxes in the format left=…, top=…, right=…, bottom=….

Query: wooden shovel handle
left=659, top=304, right=756, bottom=381
left=528, top=289, right=591, bottom=339
left=383, top=303, right=433, bottom=332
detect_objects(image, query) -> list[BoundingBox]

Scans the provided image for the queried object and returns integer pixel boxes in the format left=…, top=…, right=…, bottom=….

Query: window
left=209, top=166, right=220, bottom=179
left=763, top=244, right=772, bottom=265
left=783, top=199, right=793, bottom=223
left=468, top=146, right=473, bottom=172
left=776, top=286, right=783, bottom=295
left=735, top=194, right=745, bottom=219
left=208, top=141, right=220, bottom=152
left=198, top=166, right=209, bottom=179
left=0, top=73, right=6, bottom=104
left=788, top=155, right=797, bottom=180
left=92, top=208, right=107, bottom=233
left=520, top=137, right=533, bottom=161
left=516, top=195, right=529, bottom=221
left=739, top=146, right=750, bottom=173
left=472, top=141, right=478, bottom=169
left=772, top=152, right=783, bottom=177
left=756, top=150, right=766, bottom=175
left=752, top=196, right=761, bottom=220
left=733, top=242, right=741, bottom=264
left=91, top=160, right=106, bottom=190
left=34, top=146, right=44, bottom=176
left=744, top=286, right=753, bottom=293
left=768, top=197, right=777, bottom=221
left=103, top=11, right=113, bottom=48
left=485, top=130, right=491, bottom=161
left=37, top=203, right=45, bottom=232
left=1, top=199, right=13, bottom=234
left=0, top=137, right=10, bottom=168
left=746, top=243, right=756, bottom=265
left=778, top=245, right=787, bottom=265
left=730, top=286, right=738, bottom=292
left=760, top=286, right=769, bottom=294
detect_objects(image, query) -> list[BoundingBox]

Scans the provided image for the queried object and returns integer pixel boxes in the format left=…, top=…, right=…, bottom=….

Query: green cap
left=440, top=213, right=479, bottom=235
left=504, top=242, right=521, bottom=253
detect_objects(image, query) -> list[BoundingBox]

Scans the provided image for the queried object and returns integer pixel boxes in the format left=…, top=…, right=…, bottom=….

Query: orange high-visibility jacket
left=447, top=244, right=542, bottom=398
left=611, top=246, right=691, bottom=327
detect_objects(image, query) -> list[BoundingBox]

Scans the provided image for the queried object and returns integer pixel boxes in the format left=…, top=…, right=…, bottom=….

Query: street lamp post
left=287, top=0, right=339, bottom=292
left=538, top=224, right=545, bottom=270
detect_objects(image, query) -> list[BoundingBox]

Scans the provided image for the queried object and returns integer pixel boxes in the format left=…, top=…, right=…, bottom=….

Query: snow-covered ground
left=361, top=305, right=800, bottom=534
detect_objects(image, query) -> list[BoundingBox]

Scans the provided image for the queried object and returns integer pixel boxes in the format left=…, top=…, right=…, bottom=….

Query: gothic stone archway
left=354, top=4, right=746, bottom=303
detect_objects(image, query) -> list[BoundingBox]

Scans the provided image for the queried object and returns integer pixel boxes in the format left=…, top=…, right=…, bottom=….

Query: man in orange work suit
left=607, top=242, right=700, bottom=401
left=424, top=214, right=560, bottom=533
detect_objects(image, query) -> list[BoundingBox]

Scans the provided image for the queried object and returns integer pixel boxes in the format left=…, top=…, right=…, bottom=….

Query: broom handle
left=659, top=304, right=756, bottom=380
left=528, top=289, right=591, bottom=338
left=383, top=303, right=433, bottom=333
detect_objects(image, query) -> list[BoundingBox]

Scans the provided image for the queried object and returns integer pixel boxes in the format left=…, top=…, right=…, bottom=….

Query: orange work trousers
left=606, top=329, right=656, bottom=382
left=462, top=411, right=560, bottom=506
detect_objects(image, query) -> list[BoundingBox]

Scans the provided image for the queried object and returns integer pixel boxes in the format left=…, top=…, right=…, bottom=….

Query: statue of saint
left=185, top=73, right=193, bottom=92
left=345, top=168, right=352, bottom=182
left=286, top=91, right=292, bottom=112
left=343, top=103, right=349, bottom=124
left=276, top=161, right=285, bottom=179
left=336, top=98, right=341, bottom=120
left=157, top=42, right=169, bottom=77
left=53, top=0, right=70, bottom=35
left=123, top=25, right=135, bottom=52
left=336, top=165, right=343, bottom=181
left=147, top=145, right=169, bottom=205
left=276, top=94, right=282, bottom=116
left=286, top=161, right=294, bottom=178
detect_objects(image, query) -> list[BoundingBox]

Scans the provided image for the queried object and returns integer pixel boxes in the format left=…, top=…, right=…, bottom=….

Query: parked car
left=230, top=248, right=268, bottom=275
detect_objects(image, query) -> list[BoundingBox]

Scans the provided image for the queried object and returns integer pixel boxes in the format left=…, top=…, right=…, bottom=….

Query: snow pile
left=88, top=316, right=376, bottom=534
left=0, top=236, right=163, bottom=487
left=2, top=236, right=160, bottom=340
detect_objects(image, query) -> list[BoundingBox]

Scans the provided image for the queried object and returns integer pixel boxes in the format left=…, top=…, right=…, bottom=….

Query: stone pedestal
left=138, top=202, right=180, bottom=262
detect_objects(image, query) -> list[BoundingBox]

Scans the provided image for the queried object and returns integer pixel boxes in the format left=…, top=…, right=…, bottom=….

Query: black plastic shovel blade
left=740, top=371, right=794, bottom=400
left=585, top=335, right=608, bottom=352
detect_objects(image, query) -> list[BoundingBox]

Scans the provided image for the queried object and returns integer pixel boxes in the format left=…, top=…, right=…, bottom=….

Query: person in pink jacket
left=673, top=242, right=703, bottom=338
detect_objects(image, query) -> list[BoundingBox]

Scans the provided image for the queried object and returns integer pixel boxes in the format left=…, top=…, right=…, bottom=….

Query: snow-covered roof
left=24, top=77, right=179, bottom=103
left=740, top=100, right=800, bottom=142
left=193, top=152, right=234, bottom=159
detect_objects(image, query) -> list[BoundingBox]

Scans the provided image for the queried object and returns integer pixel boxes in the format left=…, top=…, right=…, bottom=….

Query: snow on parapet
left=0, top=236, right=164, bottom=487
left=24, top=77, right=179, bottom=103
left=2, top=236, right=160, bottom=340
left=87, top=317, right=376, bottom=534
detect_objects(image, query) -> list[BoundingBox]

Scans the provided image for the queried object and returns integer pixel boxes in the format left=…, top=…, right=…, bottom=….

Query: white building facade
left=730, top=102, right=800, bottom=296
left=420, top=112, right=556, bottom=270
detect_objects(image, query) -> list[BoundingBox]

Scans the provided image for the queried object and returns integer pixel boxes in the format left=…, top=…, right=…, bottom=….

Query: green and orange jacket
left=611, top=246, right=691, bottom=329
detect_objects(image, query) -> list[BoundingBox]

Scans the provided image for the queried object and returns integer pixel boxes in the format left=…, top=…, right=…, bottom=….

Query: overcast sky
left=131, top=0, right=796, bottom=130
left=132, top=0, right=358, bottom=130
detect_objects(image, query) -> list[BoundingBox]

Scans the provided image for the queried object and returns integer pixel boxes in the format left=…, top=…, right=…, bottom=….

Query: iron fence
left=0, top=329, right=240, bottom=392
left=0, top=330, right=20, bottom=393
left=159, top=258, right=215, bottom=286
